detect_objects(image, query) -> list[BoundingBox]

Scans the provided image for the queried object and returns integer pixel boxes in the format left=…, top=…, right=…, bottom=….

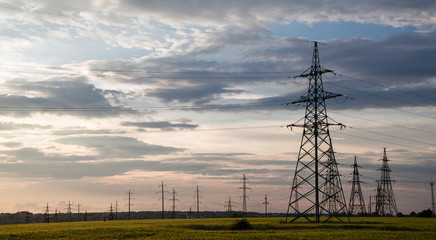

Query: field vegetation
left=0, top=217, right=434, bottom=239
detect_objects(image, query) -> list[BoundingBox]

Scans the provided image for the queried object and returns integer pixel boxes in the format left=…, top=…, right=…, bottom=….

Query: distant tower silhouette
left=238, top=174, right=251, bottom=215
left=194, top=185, right=201, bottom=218
left=348, top=156, right=367, bottom=216
left=125, top=189, right=134, bottom=220
left=430, top=182, right=435, bottom=217
left=66, top=201, right=72, bottom=222
left=225, top=196, right=236, bottom=217
left=262, top=194, right=270, bottom=217
left=44, top=203, right=50, bottom=223
left=375, top=148, right=398, bottom=216
left=285, top=42, right=349, bottom=223
left=109, top=203, right=114, bottom=220
left=157, top=181, right=168, bottom=219
left=169, top=188, right=179, bottom=219
left=77, top=203, right=81, bottom=221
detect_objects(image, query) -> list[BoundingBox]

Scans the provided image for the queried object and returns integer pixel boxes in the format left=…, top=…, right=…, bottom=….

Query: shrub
left=230, top=219, right=254, bottom=230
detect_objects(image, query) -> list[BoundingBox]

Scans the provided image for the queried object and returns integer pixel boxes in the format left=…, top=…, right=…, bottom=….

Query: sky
left=0, top=0, right=435, bottom=215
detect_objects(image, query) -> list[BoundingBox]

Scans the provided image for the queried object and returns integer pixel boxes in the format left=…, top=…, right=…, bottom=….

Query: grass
left=0, top=217, right=434, bottom=239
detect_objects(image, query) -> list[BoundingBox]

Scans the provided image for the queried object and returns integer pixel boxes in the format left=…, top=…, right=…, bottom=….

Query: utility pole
left=375, top=148, right=398, bottom=216
left=157, top=181, right=168, bottom=219
left=262, top=194, right=270, bottom=217
left=44, top=203, right=50, bottom=223
left=169, top=188, right=179, bottom=219
left=286, top=41, right=348, bottom=223
left=238, top=174, right=251, bottom=216
left=195, top=186, right=201, bottom=218
left=54, top=208, right=58, bottom=222
left=66, top=201, right=72, bottom=222
left=431, top=182, right=435, bottom=217
left=125, top=189, right=134, bottom=220
left=368, top=195, right=372, bottom=215
left=348, top=156, right=367, bottom=216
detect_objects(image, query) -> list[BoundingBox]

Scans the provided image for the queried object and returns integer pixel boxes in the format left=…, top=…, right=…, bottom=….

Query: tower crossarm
left=291, top=92, right=345, bottom=104
left=294, top=66, right=334, bottom=79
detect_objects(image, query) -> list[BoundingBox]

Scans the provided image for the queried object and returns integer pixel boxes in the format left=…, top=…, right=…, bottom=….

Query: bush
left=230, top=219, right=254, bottom=230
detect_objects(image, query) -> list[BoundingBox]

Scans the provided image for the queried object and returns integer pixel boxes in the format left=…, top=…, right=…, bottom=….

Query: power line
left=324, top=81, right=436, bottom=117
left=330, top=111, right=436, bottom=135
left=335, top=74, right=436, bottom=102
left=336, top=131, right=431, bottom=151
left=323, top=43, right=436, bottom=75
left=348, top=126, right=436, bottom=147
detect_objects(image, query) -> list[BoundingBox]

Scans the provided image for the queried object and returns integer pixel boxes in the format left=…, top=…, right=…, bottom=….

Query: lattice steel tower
left=239, top=174, right=251, bottom=215
left=285, top=42, right=349, bottom=223
left=375, top=148, right=398, bottom=216
left=348, top=156, right=367, bottom=216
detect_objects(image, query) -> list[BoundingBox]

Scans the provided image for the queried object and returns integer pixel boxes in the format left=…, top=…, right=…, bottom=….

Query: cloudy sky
left=0, top=0, right=435, bottom=215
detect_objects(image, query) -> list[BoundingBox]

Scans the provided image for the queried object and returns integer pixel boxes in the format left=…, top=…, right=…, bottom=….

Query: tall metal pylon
left=44, top=203, right=50, bottom=223
left=348, top=156, right=367, bottom=216
left=375, top=148, right=398, bottom=216
left=157, top=181, right=168, bottom=219
left=109, top=203, right=114, bottom=220
left=285, top=42, right=349, bottom=223
left=169, top=188, right=179, bottom=219
left=77, top=203, right=81, bottom=222
left=262, top=194, right=270, bottom=217
left=431, top=182, right=435, bottom=217
left=194, top=185, right=201, bottom=218
left=238, top=174, right=251, bottom=215
left=66, top=201, right=72, bottom=222
left=125, top=189, right=134, bottom=220
left=224, top=196, right=236, bottom=216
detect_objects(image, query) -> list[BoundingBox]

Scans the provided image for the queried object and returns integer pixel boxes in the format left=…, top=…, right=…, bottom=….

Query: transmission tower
left=224, top=196, right=236, bottom=216
left=66, top=201, right=72, bottom=222
left=375, top=148, right=398, bottom=216
left=109, top=203, right=114, bottom=220
left=157, top=181, right=168, bottom=219
left=44, top=203, right=50, bottom=223
left=194, top=185, right=202, bottom=218
left=238, top=174, right=251, bottom=216
left=115, top=201, right=118, bottom=220
left=262, top=194, right=270, bottom=217
left=431, top=182, right=435, bottom=217
left=169, top=188, right=179, bottom=219
left=125, top=189, right=134, bottom=220
left=348, top=156, right=367, bottom=216
left=77, top=203, right=81, bottom=222
left=286, top=41, right=349, bottom=223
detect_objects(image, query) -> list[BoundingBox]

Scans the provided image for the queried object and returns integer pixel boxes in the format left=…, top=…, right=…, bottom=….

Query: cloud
left=147, top=83, right=244, bottom=105
left=0, top=77, right=136, bottom=117
left=0, top=122, right=51, bottom=131
left=122, top=121, right=198, bottom=130
left=4, top=1, right=436, bottom=29
left=56, top=136, right=184, bottom=158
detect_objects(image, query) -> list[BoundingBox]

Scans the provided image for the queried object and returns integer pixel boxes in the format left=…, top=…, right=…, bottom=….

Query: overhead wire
left=329, top=111, right=436, bottom=135
left=323, top=42, right=436, bottom=75
left=324, top=81, right=436, bottom=118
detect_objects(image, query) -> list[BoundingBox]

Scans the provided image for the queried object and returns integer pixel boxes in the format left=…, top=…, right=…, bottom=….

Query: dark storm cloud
left=1, top=77, right=135, bottom=117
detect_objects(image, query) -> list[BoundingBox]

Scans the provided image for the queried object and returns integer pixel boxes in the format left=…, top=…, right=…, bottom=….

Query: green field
left=0, top=217, right=435, bottom=239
